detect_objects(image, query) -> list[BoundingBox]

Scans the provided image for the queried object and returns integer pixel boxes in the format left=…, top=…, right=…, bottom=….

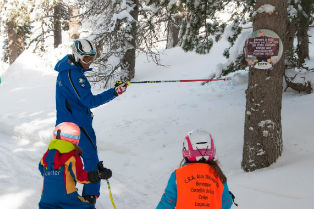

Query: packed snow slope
left=0, top=30, right=313, bottom=209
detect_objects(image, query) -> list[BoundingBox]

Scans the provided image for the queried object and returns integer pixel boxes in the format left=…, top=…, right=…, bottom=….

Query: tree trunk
left=284, top=19, right=297, bottom=68
left=296, top=25, right=309, bottom=67
left=121, top=0, right=138, bottom=81
left=296, top=0, right=312, bottom=66
left=69, top=6, right=81, bottom=40
left=7, top=20, right=25, bottom=64
left=53, top=0, right=62, bottom=48
left=242, top=0, right=287, bottom=172
left=285, top=7, right=297, bottom=67
left=166, top=16, right=181, bottom=49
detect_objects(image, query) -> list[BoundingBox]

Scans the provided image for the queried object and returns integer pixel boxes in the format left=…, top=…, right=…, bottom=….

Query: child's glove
left=88, top=170, right=101, bottom=183
left=97, top=161, right=112, bottom=180
left=114, top=81, right=129, bottom=96
left=88, top=168, right=112, bottom=182
left=99, top=167, right=112, bottom=180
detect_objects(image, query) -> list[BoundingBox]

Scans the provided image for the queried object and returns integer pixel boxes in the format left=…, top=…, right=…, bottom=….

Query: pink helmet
left=53, top=122, right=80, bottom=145
left=182, top=129, right=216, bottom=161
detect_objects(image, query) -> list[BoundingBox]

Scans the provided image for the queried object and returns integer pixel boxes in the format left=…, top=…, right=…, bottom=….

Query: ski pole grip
left=115, top=81, right=130, bottom=86
left=115, top=81, right=123, bottom=87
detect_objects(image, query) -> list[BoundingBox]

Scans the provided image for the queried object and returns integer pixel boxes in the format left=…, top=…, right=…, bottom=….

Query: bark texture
left=7, top=20, right=25, bottom=64
left=166, top=16, right=181, bottom=49
left=53, top=1, right=62, bottom=48
left=296, top=0, right=312, bottom=66
left=121, top=0, right=138, bottom=81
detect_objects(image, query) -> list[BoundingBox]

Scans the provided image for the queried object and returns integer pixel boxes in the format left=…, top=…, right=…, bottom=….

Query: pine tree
left=0, top=0, right=33, bottom=64
left=284, top=0, right=313, bottom=94
left=80, top=0, right=167, bottom=87
left=148, top=0, right=255, bottom=55
left=27, top=0, right=70, bottom=52
left=87, top=0, right=138, bottom=84
left=285, top=0, right=314, bottom=68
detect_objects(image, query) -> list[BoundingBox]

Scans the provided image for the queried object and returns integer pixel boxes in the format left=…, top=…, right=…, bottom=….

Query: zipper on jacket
left=65, top=99, right=72, bottom=114
left=68, top=70, right=81, bottom=99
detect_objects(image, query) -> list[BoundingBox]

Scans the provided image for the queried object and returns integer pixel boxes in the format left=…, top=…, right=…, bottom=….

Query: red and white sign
left=244, top=29, right=283, bottom=69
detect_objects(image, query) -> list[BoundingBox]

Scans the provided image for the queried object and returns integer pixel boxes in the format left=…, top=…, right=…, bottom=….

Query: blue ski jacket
left=55, top=55, right=117, bottom=128
left=156, top=163, right=233, bottom=209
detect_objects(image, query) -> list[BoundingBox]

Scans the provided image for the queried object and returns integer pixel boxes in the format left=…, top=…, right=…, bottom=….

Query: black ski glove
left=88, top=170, right=100, bottom=183
left=99, top=167, right=112, bottom=179
left=97, top=161, right=112, bottom=180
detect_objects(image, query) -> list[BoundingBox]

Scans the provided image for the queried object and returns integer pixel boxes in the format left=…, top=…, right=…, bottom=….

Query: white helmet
left=182, top=129, right=216, bottom=162
left=72, top=39, right=97, bottom=64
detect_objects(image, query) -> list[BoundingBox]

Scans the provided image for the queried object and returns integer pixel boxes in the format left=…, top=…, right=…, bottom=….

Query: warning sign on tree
left=244, top=29, right=283, bottom=69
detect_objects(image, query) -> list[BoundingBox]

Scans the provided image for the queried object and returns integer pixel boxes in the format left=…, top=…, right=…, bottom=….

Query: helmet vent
left=56, top=129, right=61, bottom=139
left=86, top=40, right=93, bottom=50
left=182, top=130, right=216, bottom=162
left=196, top=142, right=207, bottom=144
left=77, top=41, right=83, bottom=53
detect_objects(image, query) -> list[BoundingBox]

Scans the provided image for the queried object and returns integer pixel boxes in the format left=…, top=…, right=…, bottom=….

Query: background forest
left=1, top=0, right=313, bottom=84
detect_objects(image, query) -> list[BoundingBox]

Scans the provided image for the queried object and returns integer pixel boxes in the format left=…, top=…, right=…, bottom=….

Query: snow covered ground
left=0, top=29, right=313, bottom=209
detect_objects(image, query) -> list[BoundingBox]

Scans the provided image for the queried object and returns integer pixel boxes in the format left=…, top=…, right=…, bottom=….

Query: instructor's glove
left=114, top=81, right=128, bottom=96
left=97, top=161, right=112, bottom=180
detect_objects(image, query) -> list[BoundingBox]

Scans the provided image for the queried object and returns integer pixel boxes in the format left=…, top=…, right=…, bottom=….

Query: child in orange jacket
left=38, top=122, right=112, bottom=209
left=156, top=129, right=235, bottom=209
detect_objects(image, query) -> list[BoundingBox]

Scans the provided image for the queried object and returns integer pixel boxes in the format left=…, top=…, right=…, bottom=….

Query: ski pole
left=115, top=78, right=230, bottom=86
left=128, top=78, right=230, bottom=84
left=106, top=179, right=118, bottom=209
left=97, top=162, right=118, bottom=209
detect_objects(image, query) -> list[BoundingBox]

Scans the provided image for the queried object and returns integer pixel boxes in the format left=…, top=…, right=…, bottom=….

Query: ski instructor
left=54, top=38, right=128, bottom=205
